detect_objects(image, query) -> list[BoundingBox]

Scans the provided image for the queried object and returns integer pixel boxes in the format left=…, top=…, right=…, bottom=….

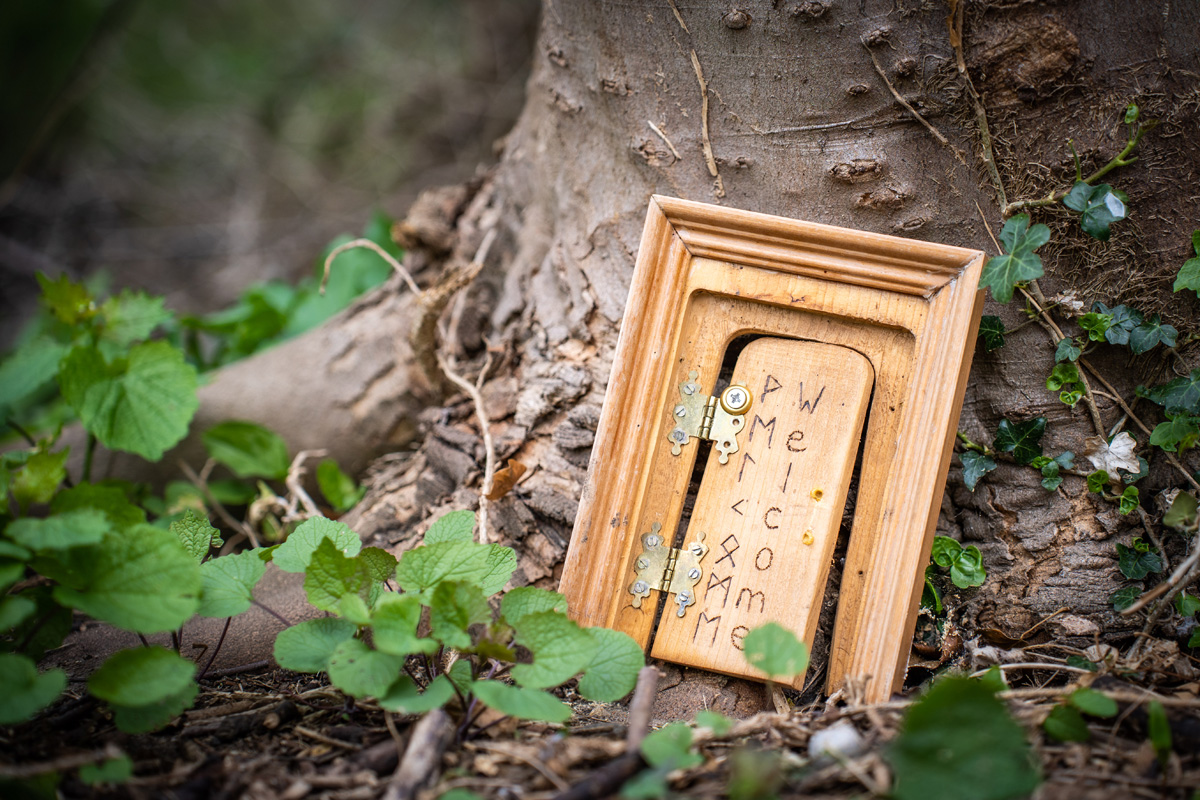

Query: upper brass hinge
left=667, top=371, right=752, bottom=464
left=628, top=523, right=709, bottom=617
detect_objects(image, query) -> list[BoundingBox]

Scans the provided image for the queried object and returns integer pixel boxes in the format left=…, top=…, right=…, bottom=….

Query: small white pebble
left=808, top=720, right=867, bottom=761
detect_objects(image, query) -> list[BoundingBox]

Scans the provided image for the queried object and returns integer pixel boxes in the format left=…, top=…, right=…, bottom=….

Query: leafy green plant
left=1062, top=182, right=1127, bottom=241
left=980, top=215, right=1049, bottom=304
left=1174, top=231, right=1200, bottom=298
left=1042, top=687, right=1118, bottom=742
left=930, top=536, right=987, bottom=589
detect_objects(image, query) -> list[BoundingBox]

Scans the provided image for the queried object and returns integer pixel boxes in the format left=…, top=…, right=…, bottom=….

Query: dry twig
left=863, top=40, right=964, bottom=164
left=384, top=707, right=455, bottom=800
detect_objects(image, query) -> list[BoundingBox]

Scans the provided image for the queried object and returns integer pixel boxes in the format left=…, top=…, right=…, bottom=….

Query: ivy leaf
left=1043, top=705, right=1090, bottom=742
left=1129, top=315, right=1178, bottom=355
left=1176, top=592, right=1200, bottom=617
left=272, top=516, right=362, bottom=573
left=170, top=509, right=222, bottom=562
left=202, top=421, right=290, bottom=480
left=88, top=646, right=196, bottom=708
left=197, top=550, right=266, bottom=618
left=1173, top=230, right=1200, bottom=297
left=577, top=627, right=644, bottom=702
left=372, top=592, right=439, bottom=656
left=1040, top=461, right=1063, bottom=492
left=379, top=674, right=456, bottom=714
left=960, top=451, right=997, bottom=492
left=316, top=458, right=365, bottom=513
left=59, top=342, right=199, bottom=461
left=510, top=610, right=597, bottom=689
left=977, top=317, right=1005, bottom=352
left=1163, top=492, right=1198, bottom=532
left=1095, top=303, right=1142, bottom=346
left=52, top=524, right=200, bottom=633
left=980, top=214, right=1049, bottom=304
left=111, top=683, right=198, bottom=733
left=304, top=537, right=371, bottom=613
left=1110, top=584, right=1140, bottom=611
left=1068, top=688, right=1118, bottom=718
left=424, top=509, right=477, bottom=544
left=430, top=580, right=492, bottom=650
left=950, top=545, right=987, bottom=588
left=11, top=448, right=68, bottom=508
left=395, top=541, right=491, bottom=593
left=1055, top=338, right=1081, bottom=363
left=1119, top=485, right=1140, bottom=515
left=327, top=638, right=404, bottom=700
left=500, top=586, right=569, bottom=626
left=886, top=677, right=1039, bottom=800
left=273, top=617, right=357, bottom=673
left=1046, top=363, right=1080, bottom=392
left=1083, top=431, right=1140, bottom=475
left=993, top=417, right=1045, bottom=465
left=1078, top=312, right=1114, bottom=342
left=641, top=723, right=704, bottom=770
left=1149, top=413, right=1199, bottom=453
left=98, top=290, right=171, bottom=347
left=1116, top=542, right=1161, bottom=580
left=0, top=653, right=66, bottom=724
left=1063, top=182, right=1128, bottom=240
left=743, top=622, right=809, bottom=679
left=5, top=509, right=110, bottom=552
left=470, top=680, right=571, bottom=723
left=1139, top=369, right=1200, bottom=415
left=36, top=272, right=94, bottom=325
left=0, top=335, right=69, bottom=415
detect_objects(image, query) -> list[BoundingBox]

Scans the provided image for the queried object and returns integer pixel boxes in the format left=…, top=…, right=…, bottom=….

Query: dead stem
left=864, top=39, right=964, bottom=165
left=180, top=458, right=261, bottom=548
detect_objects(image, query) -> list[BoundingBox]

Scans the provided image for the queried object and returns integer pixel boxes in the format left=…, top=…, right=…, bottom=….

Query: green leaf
left=695, top=710, right=734, bottom=736
left=202, top=421, right=290, bottom=480
left=511, top=610, right=597, bottom=689
left=1116, top=541, right=1160, bottom=579
left=742, top=622, right=809, bottom=679
left=1059, top=388, right=1082, bottom=407
left=99, top=290, right=171, bottom=347
left=470, top=680, right=571, bottom=723
left=479, top=545, right=518, bottom=596
left=1043, top=705, right=1090, bottom=742
left=1140, top=369, right=1200, bottom=415
left=449, top=658, right=474, bottom=694
left=1163, top=492, right=1198, bottom=531
left=1119, top=485, right=1140, bottom=515
left=79, top=755, right=133, bottom=786
left=1147, top=701, right=1172, bottom=766
left=931, top=535, right=963, bottom=568
left=1175, top=592, right=1200, bottom=617
left=980, top=215, right=1049, bottom=304
left=11, top=448, right=68, bottom=508
left=1110, top=584, right=1141, bottom=611
left=1063, top=182, right=1127, bottom=241
left=438, top=791, right=484, bottom=800
left=372, top=592, right=439, bottom=656
left=424, top=509, right=477, bottom=544
left=198, top=550, right=266, bottom=618
left=170, top=509, right=222, bottom=562
left=88, top=646, right=196, bottom=707
left=111, top=682, right=197, bottom=733
left=977, top=666, right=1008, bottom=694
left=641, top=723, right=704, bottom=770
left=274, top=617, right=357, bottom=673
left=1174, top=232, right=1200, bottom=297
left=1054, top=338, right=1080, bottom=363
left=338, top=594, right=372, bottom=625
left=395, top=541, right=491, bottom=593
left=7, top=587, right=72, bottom=661
left=37, top=272, right=93, bottom=325
left=272, top=516, right=362, bottom=573
left=993, top=418, right=1045, bottom=465
left=379, top=674, right=456, bottom=714
left=327, top=638, right=404, bottom=699
left=0, top=595, right=37, bottom=630
left=5, top=509, right=110, bottom=552
left=1087, top=470, right=1110, bottom=493
left=500, top=586, right=569, bottom=626
left=1189, top=629, right=1200, bottom=648
left=304, top=538, right=371, bottom=613
left=430, top=580, right=492, bottom=650
left=977, top=317, right=1005, bottom=352
left=1125, top=103, right=1139, bottom=124
left=960, top=451, right=997, bottom=492
left=1066, top=655, right=1099, bottom=672
left=316, top=458, right=365, bottom=512
left=1095, top=303, right=1141, bottom=346
left=1046, top=363, right=1080, bottom=392
left=357, top=547, right=397, bottom=584
left=577, top=627, right=644, bottom=702
left=52, top=482, right=146, bottom=528
left=950, top=545, right=987, bottom=588
left=0, top=653, right=66, bottom=724
left=886, top=676, right=1039, bottom=800
left=1149, top=414, right=1199, bottom=453
left=1129, top=314, right=1178, bottom=355
left=59, top=341, right=199, bottom=461
left=0, top=335, right=69, bottom=414
left=1068, top=688, right=1118, bottom=718
left=1040, top=460, right=1062, bottom=492
left=52, top=524, right=200, bottom=633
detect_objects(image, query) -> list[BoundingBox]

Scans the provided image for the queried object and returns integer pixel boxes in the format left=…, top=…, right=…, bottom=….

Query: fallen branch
left=383, top=707, right=455, bottom=800
left=0, top=743, right=124, bottom=779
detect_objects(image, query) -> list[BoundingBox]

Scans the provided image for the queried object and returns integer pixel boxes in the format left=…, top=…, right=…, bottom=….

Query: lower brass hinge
left=629, top=523, right=709, bottom=617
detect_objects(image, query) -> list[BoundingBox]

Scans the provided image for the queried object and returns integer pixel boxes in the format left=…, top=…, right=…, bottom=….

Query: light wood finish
left=649, top=338, right=872, bottom=689
left=559, top=196, right=984, bottom=702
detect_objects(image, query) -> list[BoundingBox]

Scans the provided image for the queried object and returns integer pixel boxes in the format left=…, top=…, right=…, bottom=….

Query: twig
left=969, top=662, right=1095, bottom=678
left=469, top=742, right=570, bottom=792
left=0, top=743, right=124, bottom=779
left=664, top=0, right=689, bottom=32
left=323, top=238, right=420, bottom=296
left=252, top=599, right=293, bottom=628
left=180, top=459, right=261, bottom=548
left=384, top=712, right=407, bottom=763
left=949, top=0, right=1007, bottom=207
left=863, top=40, right=964, bottom=164
left=295, top=725, right=362, bottom=750
left=688, top=51, right=725, bottom=197
left=626, top=666, right=660, bottom=751
left=438, top=352, right=496, bottom=545
left=647, top=121, right=682, bottom=161
left=284, top=449, right=327, bottom=520
left=202, top=659, right=271, bottom=679
left=383, top=707, right=455, bottom=800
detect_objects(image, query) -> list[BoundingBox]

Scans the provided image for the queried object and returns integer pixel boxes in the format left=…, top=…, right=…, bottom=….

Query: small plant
left=1173, top=230, right=1200, bottom=298
left=1042, top=687, right=1118, bottom=742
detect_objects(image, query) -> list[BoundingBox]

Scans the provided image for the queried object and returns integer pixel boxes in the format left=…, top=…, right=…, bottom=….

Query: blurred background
left=0, top=0, right=540, bottom=350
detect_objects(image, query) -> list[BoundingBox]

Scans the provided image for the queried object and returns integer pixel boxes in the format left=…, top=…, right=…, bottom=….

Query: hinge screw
left=636, top=557, right=649, bottom=569
left=671, top=429, right=688, bottom=443
left=633, top=580, right=649, bottom=594
left=687, top=567, right=701, bottom=579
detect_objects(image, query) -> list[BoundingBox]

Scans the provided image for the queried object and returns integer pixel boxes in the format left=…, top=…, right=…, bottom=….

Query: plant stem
left=1003, top=126, right=1147, bottom=217
left=251, top=599, right=292, bottom=627
left=198, top=617, right=232, bottom=680
left=956, top=431, right=993, bottom=456
left=82, top=433, right=96, bottom=484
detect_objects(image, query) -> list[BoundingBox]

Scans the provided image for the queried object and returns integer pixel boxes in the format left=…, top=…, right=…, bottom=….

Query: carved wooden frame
left=559, top=195, right=985, bottom=702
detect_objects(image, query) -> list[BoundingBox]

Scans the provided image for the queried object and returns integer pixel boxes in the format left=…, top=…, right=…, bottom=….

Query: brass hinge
left=629, top=523, right=709, bottom=617
left=667, top=371, right=752, bottom=464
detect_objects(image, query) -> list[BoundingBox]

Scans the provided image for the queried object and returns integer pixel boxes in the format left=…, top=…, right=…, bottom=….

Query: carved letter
left=763, top=507, right=782, bottom=530
left=693, top=612, right=722, bottom=646
left=755, top=547, right=774, bottom=571
left=716, top=534, right=739, bottom=568
left=737, top=587, right=766, bottom=613
left=706, top=572, right=732, bottom=607
left=786, top=430, right=806, bottom=452
left=731, top=625, right=749, bottom=651
left=731, top=499, right=746, bottom=516
left=748, top=415, right=776, bottom=448
left=797, top=382, right=826, bottom=415
left=738, top=452, right=756, bottom=483
left=780, top=462, right=792, bottom=493
left=762, top=375, right=782, bottom=397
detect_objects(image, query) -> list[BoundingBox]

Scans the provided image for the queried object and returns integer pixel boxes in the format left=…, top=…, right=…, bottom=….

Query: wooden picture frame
left=559, top=195, right=984, bottom=702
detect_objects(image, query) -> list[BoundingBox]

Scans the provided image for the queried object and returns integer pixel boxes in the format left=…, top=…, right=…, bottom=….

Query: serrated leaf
left=1163, top=492, right=1198, bottom=531
left=1055, top=338, right=1080, bottom=363
left=500, top=586, right=569, bottom=626
left=1149, top=414, right=1199, bottom=453
left=379, top=674, right=456, bottom=714
left=79, top=755, right=133, bottom=786
left=0, top=653, right=66, bottom=724
left=52, top=524, right=200, bottom=633
left=274, top=617, right=357, bottom=673
left=449, top=658, right=474, bottom=694
left=1063, top=182, right=1127, bottom=240
left=743, top=622, right=809, bottom=679
left=338, top=594, right=371, bottom=625
left=304, top=538, right=371, bottom=613
left=202, top=421, right=290, bottom=480
left=1043, top=704, right=1090, bottom=742
left=479, top=545, right=517, bottom=596
left=641, top=723, right=704, bottom=770
left=470, top=680, right=571, bottom=723
left=977, top=316, right=1005, bottom=352
left=0, top=335, right=69, bottom=414
left=170, top=509, right=221, bottom=562
left=993, top=417, right=1045, bottom=465
left=8, top=587, right=71, bottom=661
left=59, top=342, right=199, bottom=461
left=1110, top=584, right=1140, bottom=611
left=424, top=509, right=476, bottom=544
left=1125, top=103, right=1139, bottom=124
left=1130, top=315, right=1177, bottom=355
left=88, top=646, right=196, bottom=707
left=272, top=516, right=362, bottom=573
left=1116, top=541, right=1160, bottom=579
left=372, top=592, right=438, bottom=656
left=430, top=580, right=492, bottom=650
left=395, top=541, right=491, bottom=593
left=980, top=215, right=1049, bottom=304
left=1068, top=688, right=1118, bottom=718
left=577, top=627, right=644, bottom=702
left=36, top=272, right=94, bottom=325
left=198, top=550, right=266, bottom=618
left=99, top=290, right=171, bottom=347
left=358, top=547, right=397, bottom=583
left=11, top=448, right=68, bottom=508
left=111, top=682, right=198, bottom=733
left=1141, top=369, right=1200, bottom=415
left=327, top=638, right=404, bottom=699
left=316, top=458, right=365, bottom=512
left=886, top=677, right=1039, bottom=800
left=5, top=509, right=110, bottom=552
left=960, top=451, right=997, bottom=492
left=510, top=610, right=596, bottom=689
left=52, top=482, right=146, bottom=528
